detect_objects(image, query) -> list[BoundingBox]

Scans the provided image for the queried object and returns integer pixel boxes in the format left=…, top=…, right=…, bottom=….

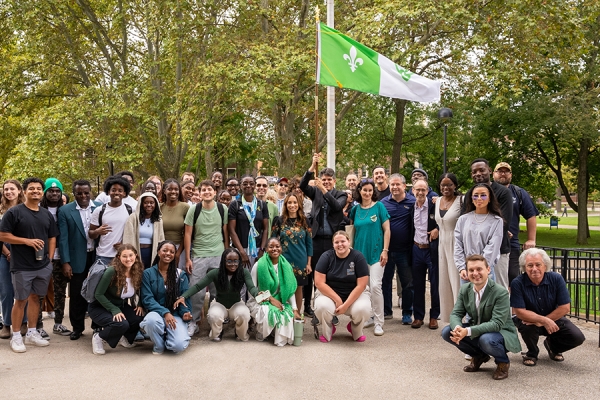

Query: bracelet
left=382, top=249, right=388, bottom=252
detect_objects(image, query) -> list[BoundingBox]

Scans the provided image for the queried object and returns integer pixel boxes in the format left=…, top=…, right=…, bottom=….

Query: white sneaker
left=92, top=332, right=105, bottom=355
left=374, top=324, right=384, bottom=336
left=118, top=336, right=136, bottom=348
left=10, top=335, right=26, bottom=353
left=187, top=322, right=199, bottom=337
left=25, top=330, right=49, bottom=347
left=397, top=298, right=402, bottom=308
left=363, top=317, right=375, bottom=328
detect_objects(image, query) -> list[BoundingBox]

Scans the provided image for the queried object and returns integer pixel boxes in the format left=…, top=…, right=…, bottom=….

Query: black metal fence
left=539, top=247, right=600, bottom=345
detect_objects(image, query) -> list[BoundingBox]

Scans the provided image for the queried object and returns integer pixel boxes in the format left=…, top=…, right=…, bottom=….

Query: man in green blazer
left=441, top=254, right=521, bottom=380
left=57, top=180, right=101, bottom=340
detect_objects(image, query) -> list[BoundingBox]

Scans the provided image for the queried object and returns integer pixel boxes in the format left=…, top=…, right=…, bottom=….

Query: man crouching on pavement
left=441, top=255, right=521, bottom=380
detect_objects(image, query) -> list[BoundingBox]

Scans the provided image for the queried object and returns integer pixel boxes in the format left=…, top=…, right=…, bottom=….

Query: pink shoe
left=347, top=322, right=366, bottom=342
left=319, top=325, right=336, bottom=343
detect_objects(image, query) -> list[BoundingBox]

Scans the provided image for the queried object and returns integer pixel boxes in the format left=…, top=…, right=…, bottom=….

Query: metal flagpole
left=326, top=0, right=335, bottom=169
left=315, top=7, right=320, bottom=159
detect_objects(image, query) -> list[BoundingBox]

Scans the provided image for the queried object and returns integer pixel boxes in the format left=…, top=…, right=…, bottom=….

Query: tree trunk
left=576, top=137, right=590, bottom=244
left=390, top=99, right=407, bottom=173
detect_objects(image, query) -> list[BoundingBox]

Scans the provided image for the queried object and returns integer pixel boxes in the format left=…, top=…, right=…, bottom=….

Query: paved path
left=1, top=303, right=598, bottom=399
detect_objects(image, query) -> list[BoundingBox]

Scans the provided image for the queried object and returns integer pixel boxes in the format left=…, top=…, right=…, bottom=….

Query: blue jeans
left=140, top=311, right=190, bottom=354
left=0, top=254, right=27, bottom=326
left=442, top=324, right=509, bottom=364
left=383, top=250, right=413, bottom=316
left=95, top=255, right=114, bottom=266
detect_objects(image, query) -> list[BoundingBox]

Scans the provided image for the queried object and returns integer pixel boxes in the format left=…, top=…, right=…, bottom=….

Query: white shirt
left=76, top=202, right=95, bottom=251
left=413, top=200, right=429, bottom=244
left=467, top=280, right=488, bottom=337
left=95, top=192, right=138, bottom=209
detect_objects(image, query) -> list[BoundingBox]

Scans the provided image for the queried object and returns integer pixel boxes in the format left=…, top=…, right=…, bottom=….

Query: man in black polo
left=300, top=153, right=347, bottom=317
left=373, top=166, right=390, bottom=201
left=463, top=158, right=513, bottom=289
left=493, top=162, right=539, bottom=284
left=511, top=248, right=585, bottom=366
left=0, top=177, right=59, bottom=353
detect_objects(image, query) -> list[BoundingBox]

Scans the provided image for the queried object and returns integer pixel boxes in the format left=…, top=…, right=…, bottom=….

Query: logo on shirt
left=347, top=261, right=355, bottom=276
left=370, top=215, right=377, bottom=222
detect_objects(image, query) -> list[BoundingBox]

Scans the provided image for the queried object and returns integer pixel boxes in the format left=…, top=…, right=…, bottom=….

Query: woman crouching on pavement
left=174, top=248, right=257, bottom=342
left=140, top=240, right=192, bottom=354
left=314, top=231, right=371, bottom=343
left=248, top=237, right=300, bottom=346
left=89, top=244, right=144, bottom=355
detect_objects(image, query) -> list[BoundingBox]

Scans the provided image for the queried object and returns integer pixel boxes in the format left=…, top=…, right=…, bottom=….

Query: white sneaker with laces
left=187, top=322, right=199, bottom=337
left=92, top=332, right=105, bottom=355
left=363, top=317, right=375, bottom=328
left=118, top=336, right=136, bottom=348
left=25, top=331, right=49, bottom=347
left=10, top=335, right=26, bottom=353
left=374, top=324, right=384, bottom=336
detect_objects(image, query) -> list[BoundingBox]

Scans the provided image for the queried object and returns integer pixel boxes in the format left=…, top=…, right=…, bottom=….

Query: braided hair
left=216, top=248, right=245, bottom=292
left=152, top=240, right=179, bottom=312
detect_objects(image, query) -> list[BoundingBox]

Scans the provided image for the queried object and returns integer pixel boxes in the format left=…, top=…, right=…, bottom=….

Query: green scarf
left=256, top=253, right=297, bottom=328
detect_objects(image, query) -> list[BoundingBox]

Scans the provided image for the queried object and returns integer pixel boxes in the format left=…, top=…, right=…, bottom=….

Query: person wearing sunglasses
left=275, top=178, right=289, bottom=215
left=454, top=183, right=503, bottom=284
left=462, top=159, right=513, bottom=290
left=255, top=176, right=279, bottom=235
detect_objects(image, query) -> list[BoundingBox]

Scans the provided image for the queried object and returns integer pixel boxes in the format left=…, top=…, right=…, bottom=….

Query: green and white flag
left=317, top=22, right=441, bottom=103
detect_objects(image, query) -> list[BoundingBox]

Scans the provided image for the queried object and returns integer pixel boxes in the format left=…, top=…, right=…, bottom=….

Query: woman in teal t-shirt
left=348, top=179, right=390, bottom=337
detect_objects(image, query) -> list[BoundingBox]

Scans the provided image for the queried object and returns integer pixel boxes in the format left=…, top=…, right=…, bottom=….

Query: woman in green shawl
left=249, top=237, right=301, bottom=346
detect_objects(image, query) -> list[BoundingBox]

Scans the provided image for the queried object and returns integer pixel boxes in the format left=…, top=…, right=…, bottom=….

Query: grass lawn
left=532, top=215, right=600, bottom=227
left=519, top=228, right=600, bottom=248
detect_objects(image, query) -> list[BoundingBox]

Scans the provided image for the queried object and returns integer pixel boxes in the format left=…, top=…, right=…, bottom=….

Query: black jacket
left=299, top=170, right=348, bottom=238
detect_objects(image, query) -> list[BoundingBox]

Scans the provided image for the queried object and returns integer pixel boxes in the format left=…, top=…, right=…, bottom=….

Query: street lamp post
left=437, top=108, right=453, bottom=174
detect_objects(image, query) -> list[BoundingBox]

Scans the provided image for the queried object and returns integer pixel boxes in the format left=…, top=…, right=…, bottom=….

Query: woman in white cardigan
left=123, top=192, right=165, bottom=269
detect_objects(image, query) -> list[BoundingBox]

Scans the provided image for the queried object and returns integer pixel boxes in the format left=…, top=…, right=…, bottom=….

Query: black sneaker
left=304, top=307, right=314, bottom=318
left=332, top=316, right=339, bottom=326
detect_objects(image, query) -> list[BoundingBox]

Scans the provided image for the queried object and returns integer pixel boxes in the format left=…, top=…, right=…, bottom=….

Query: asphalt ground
left=1, top=292, right=598, bottom=399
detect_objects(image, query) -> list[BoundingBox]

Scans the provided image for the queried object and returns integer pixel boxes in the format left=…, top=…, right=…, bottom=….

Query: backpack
left=510, top=184, right=524, bottom=207
left=191, top=202, right=226, bottom=243
left=80, top=259, right=109, bottom=303
left=98, top=202, right=133, bottom=226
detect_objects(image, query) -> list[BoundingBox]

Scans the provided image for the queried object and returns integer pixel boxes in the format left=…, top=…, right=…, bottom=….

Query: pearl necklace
left=473, top=213, right=489, bottom=224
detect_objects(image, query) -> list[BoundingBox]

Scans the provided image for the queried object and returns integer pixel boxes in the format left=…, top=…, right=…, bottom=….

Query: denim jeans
left=442, top=324, right=509, bottom=364
left=140, top=311, right=190, bottom=354
left=0, top=254, right=27, bottom=326
left=95, top=255, right=114, bottom=266
left=383, top=250, right=413, bottom=316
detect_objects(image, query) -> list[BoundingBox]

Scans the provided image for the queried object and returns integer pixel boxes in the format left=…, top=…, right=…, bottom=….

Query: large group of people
left=0, top=157, right=586, bottom=378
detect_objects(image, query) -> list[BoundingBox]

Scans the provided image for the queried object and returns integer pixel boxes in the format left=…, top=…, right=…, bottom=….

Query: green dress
left=271, top=217, right=313, bottom=286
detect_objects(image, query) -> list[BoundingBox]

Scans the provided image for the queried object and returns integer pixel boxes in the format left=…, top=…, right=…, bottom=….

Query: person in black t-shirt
left=314, top=231, right=371, bottom=343
left=0, top=177, right=59, bottom=353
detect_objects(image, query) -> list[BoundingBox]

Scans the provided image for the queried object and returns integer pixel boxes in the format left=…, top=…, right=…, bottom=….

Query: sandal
left=544, top=339, right=564, bottom=362
left=522, top=355, right=537, bottom=366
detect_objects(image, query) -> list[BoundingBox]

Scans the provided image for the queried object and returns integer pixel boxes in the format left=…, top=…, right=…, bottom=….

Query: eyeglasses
left=495, top=170, right=511, bottom=175
left=361, top=179, right=374, bottom=184
left=256, top=184, right=268, bottom=188
left=279, top=184, right=288, bottom=187
left=472, top=194, right=488, bottom=200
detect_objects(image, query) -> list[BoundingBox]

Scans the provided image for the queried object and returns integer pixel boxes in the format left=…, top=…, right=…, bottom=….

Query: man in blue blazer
left=442, top=254, right=521, bottom=380
left=57, top=180, right=101, bottom=340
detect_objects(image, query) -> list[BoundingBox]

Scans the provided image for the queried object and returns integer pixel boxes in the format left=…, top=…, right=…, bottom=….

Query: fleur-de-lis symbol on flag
left=343, top=46, right=363, bottom=72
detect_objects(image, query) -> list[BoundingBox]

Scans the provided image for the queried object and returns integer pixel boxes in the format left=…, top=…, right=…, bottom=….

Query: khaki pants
left=207, top=300, right=251, bottom=341
left=314, top=289, right=371, bottom=341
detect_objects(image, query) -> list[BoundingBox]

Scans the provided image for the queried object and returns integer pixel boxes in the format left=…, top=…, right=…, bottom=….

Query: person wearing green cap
left=39, top=178, right=72, bottom=338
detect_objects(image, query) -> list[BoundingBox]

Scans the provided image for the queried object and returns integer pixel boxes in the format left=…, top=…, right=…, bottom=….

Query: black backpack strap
left=191, top=203, right=203, bottom=241
left=125, top=203, right=133, bottom=215
left=216, top=202, right=225, bottom=242
left=98, top=203, right=107, bottom=226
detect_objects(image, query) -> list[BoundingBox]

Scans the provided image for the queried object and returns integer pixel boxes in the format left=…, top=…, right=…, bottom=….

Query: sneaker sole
left=10, top=344, right=26, bottom=353
left=25, top=340, right=49, bottom=347
left=53, top=331, right=72, bottom=336
left=374, top=330, right=384, bottom=336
